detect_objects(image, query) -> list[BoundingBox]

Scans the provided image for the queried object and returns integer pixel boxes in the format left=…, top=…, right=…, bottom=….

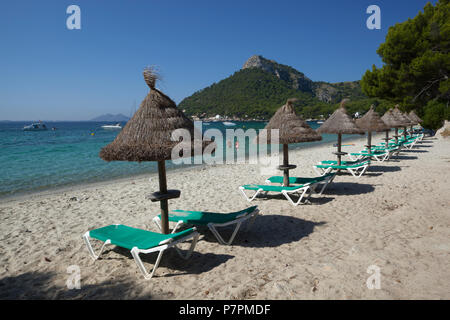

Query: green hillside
left=179, top=56, right=391, bottom=120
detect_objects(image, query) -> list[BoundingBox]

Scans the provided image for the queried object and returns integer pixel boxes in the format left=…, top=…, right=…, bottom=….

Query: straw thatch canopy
left=100, top=68, right=211, bottom=162
left=355, top=105, right=389, bottom=132
left=257, top=98, right=322, bottom=144
left=381, top=109, right=405, bottom=128
left=392, top=105, right=414, bottom=127
left=316, top=99, right=364, bottom=134
left=408, top=110, right=422, bottom=124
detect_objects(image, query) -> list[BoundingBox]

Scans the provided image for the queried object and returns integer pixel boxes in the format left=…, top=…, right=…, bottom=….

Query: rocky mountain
left=242, top=55, right=314, bottom=92
left=179, top=55, right=374, bottom=120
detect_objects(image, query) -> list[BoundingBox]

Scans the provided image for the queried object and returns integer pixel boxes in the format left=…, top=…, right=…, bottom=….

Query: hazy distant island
left=90, top=113, right=130, bottom=122
left=179, top=55, right=392, bottom=121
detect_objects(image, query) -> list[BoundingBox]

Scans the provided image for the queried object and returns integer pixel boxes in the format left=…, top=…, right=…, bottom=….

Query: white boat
left=23, top=122, right=48, bottom=131
left=101, top=123, right=122, bottom=130
left=222, top=121, right=236, bottom=126
left=317, top=121, right=324, bottom=124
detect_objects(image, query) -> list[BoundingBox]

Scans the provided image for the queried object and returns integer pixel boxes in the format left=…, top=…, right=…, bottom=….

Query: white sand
left=0, top=134, right=449, bottom=299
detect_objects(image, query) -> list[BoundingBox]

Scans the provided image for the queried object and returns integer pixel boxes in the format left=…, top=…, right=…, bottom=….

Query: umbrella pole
left=337, top=133, right=342, bottom=166
left=394, top=128, right=399, bottom=144
left=283, top=144, right=289, bottom=187
left=367, top=131, right=372, bottom=154
left=403, top=127, right=407, bottom=140
left=157, top=160, right=169, bottom=234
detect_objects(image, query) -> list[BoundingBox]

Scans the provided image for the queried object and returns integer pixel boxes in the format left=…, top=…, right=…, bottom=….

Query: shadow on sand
left=0, top=271, right=153, bottom=299
left=324, top=182, right=375, bottom=196
left=197, top=214, right=325, bottom=248
left=107, top=246, right=234, bottom=279
left=367, top=165, right=402, bottom=173
left=390, top=155, right=419, bottom=161
left=251, top=192, right=334, bottom=205
left=401, top=149, right=428, bottom=153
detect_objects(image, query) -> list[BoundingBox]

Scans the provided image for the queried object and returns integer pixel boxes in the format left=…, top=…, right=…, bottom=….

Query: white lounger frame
left=239, top=184, right=311, bottom=207
left=264, top=173, right=336, bottom=196
left=348, top=150, right=393, bottom=162
left=313, top=162, right=370, bottom=178
left=153, top=208, right=260, bottom=245
left=83, top=226, right=199, bottom=280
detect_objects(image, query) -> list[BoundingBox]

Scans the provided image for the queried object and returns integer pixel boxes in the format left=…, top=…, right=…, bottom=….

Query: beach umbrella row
left=98, top=67, right=424, bottom=234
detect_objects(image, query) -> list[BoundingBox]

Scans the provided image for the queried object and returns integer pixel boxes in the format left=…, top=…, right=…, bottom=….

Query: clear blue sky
left=0, top=0, right=436, bottom=120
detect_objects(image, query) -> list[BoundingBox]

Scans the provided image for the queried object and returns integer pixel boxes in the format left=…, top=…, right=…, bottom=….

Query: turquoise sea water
left=0, top=120, right=360, bottom=198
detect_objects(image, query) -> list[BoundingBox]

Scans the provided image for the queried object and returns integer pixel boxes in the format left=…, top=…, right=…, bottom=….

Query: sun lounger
left=264, top=172, right=336, bottom=195
left=153, top=206, right=259, bottom=245
left=239, top=183, right=313, bottom=206
left=348, top=151, right=389, bottom=162
left=313, top=159, right=371, bottom=178
left=83, top=224, right=199, bottom=279
left=348, top=146, right=399, bottom=162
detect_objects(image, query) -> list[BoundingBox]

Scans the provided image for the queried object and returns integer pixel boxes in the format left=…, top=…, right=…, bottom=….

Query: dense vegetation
left=361, top=0, right=449, bottom=129
left=179, top=68, right=388, bottom=120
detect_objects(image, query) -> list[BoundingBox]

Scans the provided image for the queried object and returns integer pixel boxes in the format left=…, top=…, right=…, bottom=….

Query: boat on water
left=23, top=122, right=48, bottom=131
left=223, top=121, right=236, bottom=126
left=101, top=123, right=122, bottom=130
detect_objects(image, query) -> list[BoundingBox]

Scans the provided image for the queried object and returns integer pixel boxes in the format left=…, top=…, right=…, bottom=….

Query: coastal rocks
left=435, top=120, right=450, bottom=139
left=242, top=55, right=313, bottom=92
left=313, top=83, right=339, bottom=103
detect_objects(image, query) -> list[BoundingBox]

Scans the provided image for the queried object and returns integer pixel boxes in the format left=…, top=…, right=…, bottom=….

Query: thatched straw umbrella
left=408, top=110, right=423, bottom=124
left=100, top=67, right=211, bottom=234
left=316, top=99, right=364, bottom=166
left=355, top=105, right=389, bottom=153
left=406, top=110, right=422, bottom=133
left=256, top=98, right=322, bottom=186
left=392, top=105, right=415, bottom=140
left=381, top=108, right=407, bottom=144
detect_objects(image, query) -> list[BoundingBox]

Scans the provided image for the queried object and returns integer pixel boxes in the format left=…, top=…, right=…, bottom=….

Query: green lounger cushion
left=350, top=152, right=382, bottom=157
left=241, top=184, right=307, bottom=192
left=316, top=160, right=370, bottom=169
left=89, top=224, right=195, bottom=250
left=320, top=160, right=362, bottom=165
left=165, top=206, right=258, bottom=226
left=266, top=172, right=335, bottom=185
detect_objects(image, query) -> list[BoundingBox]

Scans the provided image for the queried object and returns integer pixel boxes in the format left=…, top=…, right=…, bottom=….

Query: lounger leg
left=153, top=217, right=184, bottom=234
left=206, top=211, right=259, bottom=245
left=83, top=232, right=110, bottom=261
left=282, top=187, right=309, bottom=206
left=131, top=247, right=164, bottom=280
left=246, top=210, right=259, bottom=231
left=153, top=216, right=162, bottom=231
left=313, top=166, right=322, bottom=176
left=318, top=177, right=333, bottom=195
left=239, top=187, right=263, bottom=202
left=208, top=222, right=242, bottom=245
left=347, top=168, right=357, bottom=178
left=359, top=165, right=369, bottom=177
left=173, top=233, right=199, bottom=259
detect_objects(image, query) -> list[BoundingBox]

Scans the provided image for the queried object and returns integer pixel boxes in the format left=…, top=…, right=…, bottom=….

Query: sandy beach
left=0, top=134, right=449, bottom=299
